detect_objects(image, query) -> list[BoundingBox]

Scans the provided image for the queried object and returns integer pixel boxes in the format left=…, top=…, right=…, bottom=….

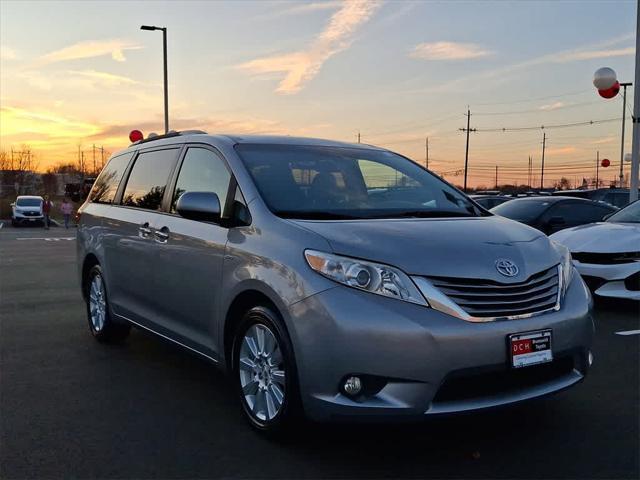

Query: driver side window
left=171, top=147, right=231, bottom=214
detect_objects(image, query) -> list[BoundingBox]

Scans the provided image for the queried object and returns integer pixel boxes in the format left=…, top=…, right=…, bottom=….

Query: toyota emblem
left=495, top=259, right=519, bottom=277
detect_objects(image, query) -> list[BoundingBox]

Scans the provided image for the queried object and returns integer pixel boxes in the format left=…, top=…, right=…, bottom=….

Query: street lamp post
left=619, top=82, right=632, bottom=188
left=141, top=25, right=168, bottom=134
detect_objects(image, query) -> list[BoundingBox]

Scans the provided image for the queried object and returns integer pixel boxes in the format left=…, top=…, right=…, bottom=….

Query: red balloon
left=129, top=129, right=144, bottom=142
left=601, top=158, right=610, bottom=167
left=598, top=81, right=620, bottom=99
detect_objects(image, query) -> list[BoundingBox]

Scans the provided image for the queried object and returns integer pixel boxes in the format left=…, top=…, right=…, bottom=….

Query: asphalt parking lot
left=1, top=224, right=638, bottom=479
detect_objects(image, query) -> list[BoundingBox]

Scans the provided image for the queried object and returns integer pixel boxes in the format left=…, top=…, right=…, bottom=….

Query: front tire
left=85, top=265, right=130, bottom=342
left=232, top=305, right=300, bottom=434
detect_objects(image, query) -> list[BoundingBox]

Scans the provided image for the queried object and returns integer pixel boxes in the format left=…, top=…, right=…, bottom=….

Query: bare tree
left=0, top=150, right=9, bottom=170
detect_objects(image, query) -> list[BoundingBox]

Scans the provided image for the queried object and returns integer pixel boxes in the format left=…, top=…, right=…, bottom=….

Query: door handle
left=154, top=226, right=170, bottom=243
left=139, top=222, right=152, bottom=238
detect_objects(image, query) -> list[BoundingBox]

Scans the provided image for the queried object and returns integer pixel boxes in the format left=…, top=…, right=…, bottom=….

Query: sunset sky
left=0, top=0, right=636, bottom=187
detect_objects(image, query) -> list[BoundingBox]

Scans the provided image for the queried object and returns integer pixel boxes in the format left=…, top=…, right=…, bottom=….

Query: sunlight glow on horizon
left=0, top=0, right=636, bottom=187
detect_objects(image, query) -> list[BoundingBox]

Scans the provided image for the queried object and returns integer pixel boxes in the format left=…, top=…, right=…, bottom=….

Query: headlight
left=304, top=250, right=428, bottom=306
left=551, top=240, right=574, bottom=297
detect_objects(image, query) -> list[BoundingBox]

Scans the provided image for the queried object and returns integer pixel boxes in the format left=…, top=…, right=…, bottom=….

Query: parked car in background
left=551, top=200, right=640, bottom=300
left=77, top=131, right=593, bottom=433
left=470, top=195, right=513, bottom=209
left=491, top=196, right=617, bottom=235
left=553, top=188, right=639, bottom=209
left=11, top=195, right=44, bottom=226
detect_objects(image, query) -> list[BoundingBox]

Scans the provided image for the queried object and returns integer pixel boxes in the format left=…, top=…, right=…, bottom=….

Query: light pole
left=631, top=0, right=640, bottom=202
left=619, top=82, right=632, bottom=188
left=141, top=25, right=168, bottom=134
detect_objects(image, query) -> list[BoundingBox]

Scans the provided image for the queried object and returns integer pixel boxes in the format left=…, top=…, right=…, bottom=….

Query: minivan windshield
left=235, top=144, right=482, bottom=220
left=16, top=198, right=41, bottom=207
left=606, top=200, right=640, bottom=223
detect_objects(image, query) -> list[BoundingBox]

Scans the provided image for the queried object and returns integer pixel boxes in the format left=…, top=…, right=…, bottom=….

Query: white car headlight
left=551, top=240, right=574, bottom=297
left=304, top=250, right=428, bottom=306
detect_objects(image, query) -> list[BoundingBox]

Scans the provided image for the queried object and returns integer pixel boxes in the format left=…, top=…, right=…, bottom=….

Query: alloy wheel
left=238, top=324, right=287, bottom=422
left=89, top=274, right=107, bottom=332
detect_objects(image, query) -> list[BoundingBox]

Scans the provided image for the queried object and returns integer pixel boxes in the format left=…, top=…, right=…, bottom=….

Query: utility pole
left=100, top=146, right=105, bottom=170
left=425, top=137, right=429, bottom=169
left=596, top=151, right=600, bottom=187
left=495, top=165, right=498, bottom=189
left=92, top=144, right=96, bottom=175
left=619, top=82, right=632, bottom=187
left=540, top=132, right=547, bottom=190
left=459, top=108, right=476, bottom=192
left=357, top=130, right=361, bottom=143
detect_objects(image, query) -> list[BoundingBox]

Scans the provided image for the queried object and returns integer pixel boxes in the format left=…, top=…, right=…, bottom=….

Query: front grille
left=572, top=251, right=640, bottom=265
left=625, top=272, right=640, bottom=292
left=433, top=356, right=576, bottom=404
left=23, top=211, right=40, bottom=217
left=581, top=275, right=606, bottom=292
left=427, top=266, right=560, bottom=319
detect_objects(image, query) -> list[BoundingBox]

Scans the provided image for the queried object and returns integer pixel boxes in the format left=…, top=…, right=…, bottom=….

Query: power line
left=474, top=117, right=620, bottom=133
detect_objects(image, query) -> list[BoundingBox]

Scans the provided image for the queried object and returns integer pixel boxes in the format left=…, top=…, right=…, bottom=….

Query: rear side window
left=89, top=152, right=133, bottom=204
left=121, top=149, right=178, bottom=211
left=171, top=147, right=231, bottom=213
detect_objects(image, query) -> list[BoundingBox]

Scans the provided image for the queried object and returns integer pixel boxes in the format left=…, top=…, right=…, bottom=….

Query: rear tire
left=85, top=265, right=130, bottom=342
left=232, top=305, right=301, bottom=435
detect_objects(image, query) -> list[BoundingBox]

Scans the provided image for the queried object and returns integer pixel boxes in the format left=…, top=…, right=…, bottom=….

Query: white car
left=550, top=200, right=640, bottom=300
left=11, top=195, right=44, bottom=226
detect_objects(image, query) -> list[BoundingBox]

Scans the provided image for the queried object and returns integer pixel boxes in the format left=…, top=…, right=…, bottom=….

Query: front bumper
left=13, top=213, right=44, bottom=224
left=575, top=260, right=640, bottom=301
left=287, top=275, right=593, bottom=422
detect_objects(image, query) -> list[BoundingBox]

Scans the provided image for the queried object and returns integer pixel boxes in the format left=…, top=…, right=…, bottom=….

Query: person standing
left=60, top=197, right=73, bottom=229
left=42, top=195, right=53, bottom=230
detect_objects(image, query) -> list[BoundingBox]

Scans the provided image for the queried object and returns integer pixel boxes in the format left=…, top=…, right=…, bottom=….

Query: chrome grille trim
left=412, top=265, right=562, bottom=322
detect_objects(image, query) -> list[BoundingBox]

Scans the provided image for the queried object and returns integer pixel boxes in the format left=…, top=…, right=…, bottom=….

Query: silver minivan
left=77, top=131, right=594, bottom=433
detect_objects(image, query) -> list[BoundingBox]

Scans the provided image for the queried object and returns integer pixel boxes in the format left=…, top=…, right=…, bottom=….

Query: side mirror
left=10, top=202, right=15, bottom=207
left=176, top=191, right=221, bottom=223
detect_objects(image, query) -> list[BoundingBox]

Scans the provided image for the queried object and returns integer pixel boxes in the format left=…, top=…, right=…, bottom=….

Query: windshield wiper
left=276, top=211, right=360, bottom=220
left=367, top=210, right=476, bottom=219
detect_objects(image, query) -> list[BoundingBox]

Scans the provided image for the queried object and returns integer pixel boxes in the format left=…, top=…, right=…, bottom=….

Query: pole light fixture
left=141, top=25, right=169, bottom=134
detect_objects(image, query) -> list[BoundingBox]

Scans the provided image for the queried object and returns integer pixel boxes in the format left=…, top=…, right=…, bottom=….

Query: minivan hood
left=292, top=216, right=559, bottom=282
left=15, top=206, right=41, bottom=213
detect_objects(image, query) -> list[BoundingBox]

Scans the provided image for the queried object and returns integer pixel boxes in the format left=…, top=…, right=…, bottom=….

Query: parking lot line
left=615, top=330, right=640, bottom=336
left=16, top=237, right=76, bottom=241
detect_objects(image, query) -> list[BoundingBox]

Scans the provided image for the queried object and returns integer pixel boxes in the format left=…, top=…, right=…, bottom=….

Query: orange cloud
left=237, top=0, right=381, bottom=94
left=409, top=42, right=493, bottom=61
left=40, top=39, right=143, bottom=64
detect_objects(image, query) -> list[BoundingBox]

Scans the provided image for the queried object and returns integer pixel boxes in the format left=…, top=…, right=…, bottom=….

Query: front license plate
left=509, top=330, right=552, bottom=368
left=29, top=218, right=36, bottom=222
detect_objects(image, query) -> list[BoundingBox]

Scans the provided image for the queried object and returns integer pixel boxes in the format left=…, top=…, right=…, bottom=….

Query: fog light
left=343, top=376, right=362, bottom=396
left=588, top=351, right=594, bottom=366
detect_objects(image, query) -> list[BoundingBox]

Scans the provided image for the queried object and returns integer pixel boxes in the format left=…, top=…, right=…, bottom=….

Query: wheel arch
left=81, top=253, right=100, bottom=300
left=222, top=287, right=287, bottom=374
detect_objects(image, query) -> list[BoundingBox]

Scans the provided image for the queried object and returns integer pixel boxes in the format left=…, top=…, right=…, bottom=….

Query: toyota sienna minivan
left=77, top=130, right=594, bottom=433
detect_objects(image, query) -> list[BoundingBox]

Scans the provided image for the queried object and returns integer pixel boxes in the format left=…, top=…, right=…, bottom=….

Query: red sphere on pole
left=601, top=158, right=611, bottom=168
left=129, top=130, right=144, bottom=143
left=598, top=81, right=620, bottom=99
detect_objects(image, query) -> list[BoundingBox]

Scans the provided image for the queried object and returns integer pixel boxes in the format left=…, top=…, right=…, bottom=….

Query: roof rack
left=131, top=129, right=207, bottom=146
